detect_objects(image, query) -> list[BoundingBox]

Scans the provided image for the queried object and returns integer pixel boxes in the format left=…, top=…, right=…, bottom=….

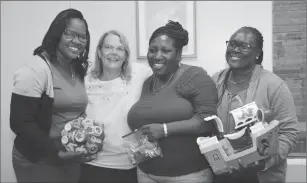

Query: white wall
left=1, top=1, right=72, bottom=182
left=71, top=1, right=273, bottom=75
left=1, top=1, right=273, bottom=182
left=192, top=1, right=273, bottom=75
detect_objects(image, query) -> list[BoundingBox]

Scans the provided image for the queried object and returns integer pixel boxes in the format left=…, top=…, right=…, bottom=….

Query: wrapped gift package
left=197, top=102, right=279, bottom=175
left=61, top=118, right=104, bottom=158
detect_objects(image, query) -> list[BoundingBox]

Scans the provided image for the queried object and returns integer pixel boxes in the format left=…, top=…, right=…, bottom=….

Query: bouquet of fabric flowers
left=61, top=118, right=104, bottom=159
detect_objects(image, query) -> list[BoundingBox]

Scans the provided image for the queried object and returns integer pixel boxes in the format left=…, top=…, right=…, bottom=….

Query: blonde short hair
left=90, top=30, right=131, bottom=81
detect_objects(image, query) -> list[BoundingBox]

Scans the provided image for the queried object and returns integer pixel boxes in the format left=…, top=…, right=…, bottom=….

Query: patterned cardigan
left=212, top=65, right=299, bottom=183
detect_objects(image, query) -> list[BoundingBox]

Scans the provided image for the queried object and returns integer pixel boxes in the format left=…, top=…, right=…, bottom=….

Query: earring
left=77, top=51, right=86, bottom=59
left=256, top=57, right=259, bottom=59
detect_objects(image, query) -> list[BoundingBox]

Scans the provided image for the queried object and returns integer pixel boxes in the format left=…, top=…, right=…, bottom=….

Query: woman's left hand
left=229, top=159, right=266, bottom=175
left=140, top=123, right=164, bottom=141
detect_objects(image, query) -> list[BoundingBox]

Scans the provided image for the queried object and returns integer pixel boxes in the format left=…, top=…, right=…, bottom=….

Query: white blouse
left=85, top=62, right=152, bottom=169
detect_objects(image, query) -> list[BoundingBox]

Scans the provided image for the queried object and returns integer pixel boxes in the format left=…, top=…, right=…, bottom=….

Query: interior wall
left=70, top=1, right=273, bottom=75
left=1, top=1, right=272, bottom=182
left=1, top=1, right=71, bottom=182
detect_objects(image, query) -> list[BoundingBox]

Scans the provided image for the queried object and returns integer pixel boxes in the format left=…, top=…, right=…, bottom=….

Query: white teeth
left=231, top=57, right=241, bottom=60
left=153, top=64, right=164, bottom=69
left=69, top=47, right=78, bottom=51
left=108, top=58, right=118, bottom=61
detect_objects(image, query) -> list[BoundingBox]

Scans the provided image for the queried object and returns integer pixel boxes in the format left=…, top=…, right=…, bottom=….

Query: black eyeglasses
left=63, top=29, right=88, bottom=43
left=226, top=40, right=253, bottom=52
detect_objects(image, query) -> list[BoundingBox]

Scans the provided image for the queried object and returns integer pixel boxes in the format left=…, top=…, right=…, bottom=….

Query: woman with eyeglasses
left=78, top=30, right=152, bottom=183
left=212, top=26, right=299, bottom=183
left=10, top=9, right=91, bottom=182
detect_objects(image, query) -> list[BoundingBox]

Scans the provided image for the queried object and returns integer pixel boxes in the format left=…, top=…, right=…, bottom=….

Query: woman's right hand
left=57, top=150, right=93, bottom=163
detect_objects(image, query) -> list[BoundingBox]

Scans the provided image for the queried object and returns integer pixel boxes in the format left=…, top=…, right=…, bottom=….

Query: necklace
left=151, top=73, right=175, bottom=92
left=55, top=55, right=76, bottom=80
left=70, top=66, right=76, bottom=80
left=229, top=70, right=254, bottom=85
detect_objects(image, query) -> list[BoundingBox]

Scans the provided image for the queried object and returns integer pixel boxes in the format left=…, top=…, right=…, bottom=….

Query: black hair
left=217, top=69, right=231, bottom=107
left=242, top=26, right=264, bottom=65
left=33, top=8, right=90, bottom=80
left=149, top=20, right=189, bottom=50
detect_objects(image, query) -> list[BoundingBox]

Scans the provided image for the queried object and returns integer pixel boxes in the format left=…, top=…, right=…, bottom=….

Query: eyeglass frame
left=101, top=44, right=126, bottom=54
left=225, top=40, right=260, bottom=52
left=63, top=29, right=88, bottom=43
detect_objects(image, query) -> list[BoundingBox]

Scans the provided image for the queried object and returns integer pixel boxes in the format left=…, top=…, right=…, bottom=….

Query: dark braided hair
left=242, top=26, right=264, bottom=65
left=149, top=20, right=189, bottom=49
left=33, top=8, right=90, bottom=81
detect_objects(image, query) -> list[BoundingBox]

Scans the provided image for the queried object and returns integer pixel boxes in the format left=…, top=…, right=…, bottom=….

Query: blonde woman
left=79, top=30, right=152, bottom=183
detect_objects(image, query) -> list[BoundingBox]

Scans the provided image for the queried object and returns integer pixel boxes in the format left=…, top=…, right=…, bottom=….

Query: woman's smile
left=152, top=63, right=165, bottom=70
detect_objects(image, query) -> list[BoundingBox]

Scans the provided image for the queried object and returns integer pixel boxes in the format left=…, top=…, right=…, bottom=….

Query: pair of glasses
left=102, top=44, right=125, bottom=54
left=63, top=29, right=88, bottom=43
left=226, top=40, right=253, bottom=52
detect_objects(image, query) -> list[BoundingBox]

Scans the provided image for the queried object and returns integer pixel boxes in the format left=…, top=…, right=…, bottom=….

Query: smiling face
left=98, top=33, right=126, bottom=71
left=226, top=28, right=260, bottom=70
left=57, top=18, right=87, bottom=61
left=147, top=35, right=181, bottom=77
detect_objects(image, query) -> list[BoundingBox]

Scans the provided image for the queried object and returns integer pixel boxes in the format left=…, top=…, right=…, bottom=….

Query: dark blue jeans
left=79, top=163, right=137, bottom=183
left=214, top=169, right=259, bottom=183
left=12, top=146, right=80, bottom=183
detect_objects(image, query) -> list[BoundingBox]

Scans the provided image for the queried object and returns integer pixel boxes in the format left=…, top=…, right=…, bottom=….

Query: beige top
left=48, top=63, right=88, bottom=150
left=85, top=62, right=152, bottom=169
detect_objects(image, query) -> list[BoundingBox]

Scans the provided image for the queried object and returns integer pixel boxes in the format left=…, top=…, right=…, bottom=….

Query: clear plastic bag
left=123, top=129, right=163, bottom=165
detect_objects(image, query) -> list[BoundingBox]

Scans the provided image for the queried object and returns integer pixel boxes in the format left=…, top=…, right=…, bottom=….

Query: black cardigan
left=10, top=55, right=60, bottom=163
left=10, top=93, right=59, bottom=162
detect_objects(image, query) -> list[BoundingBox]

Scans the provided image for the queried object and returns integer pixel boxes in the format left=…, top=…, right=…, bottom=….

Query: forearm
left=263, top=83, right=299, bottom=170
left=10, top=93, right=59, bottom=158
left=16, top=125, right=60, bottom=158
left=264, top=129, right=299, bottom=170
left=167, top=117, right=214, bottom=136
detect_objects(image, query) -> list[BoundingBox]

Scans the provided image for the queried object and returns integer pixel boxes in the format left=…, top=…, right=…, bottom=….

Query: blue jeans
left=12, top=146, right=80, bottom=183
left=79, top=163, right=137, bottom=183
left=137, top=167, right=213, bottom=183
